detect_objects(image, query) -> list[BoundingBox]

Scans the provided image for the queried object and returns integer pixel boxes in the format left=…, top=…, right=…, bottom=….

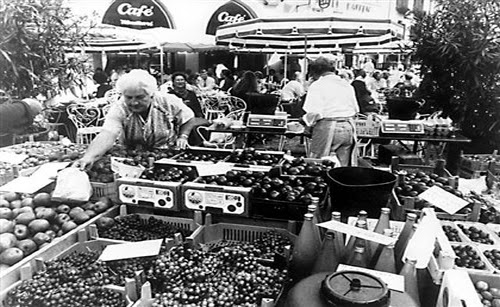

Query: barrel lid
left=321, top=271, right=390, bottom=307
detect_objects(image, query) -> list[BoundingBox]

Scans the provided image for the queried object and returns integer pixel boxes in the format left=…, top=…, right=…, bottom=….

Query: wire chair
left=66, top=104, right=104, bottom=144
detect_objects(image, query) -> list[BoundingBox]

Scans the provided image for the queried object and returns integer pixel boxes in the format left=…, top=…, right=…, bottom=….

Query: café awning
left=215, top=16, right=404, bottom=54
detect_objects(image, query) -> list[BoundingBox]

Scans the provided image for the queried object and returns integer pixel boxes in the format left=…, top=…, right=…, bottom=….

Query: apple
left=16, top=239, right=37, bottom=256
left=0, top=219, right=14, bottom=233
left=55, top=213, right=71, bottom=225
left=0, top=208, right=13, bottom=220
left=20, top=197, right=34, bottom=208
left=36, top=208, right=56, bottom=221
left=13, top=224, right=29, bottom=240
left=32, top=232, right=51, bottom=246
left=55, top=204, right=70, bottom=214
left=61, top=221, right=77, bottom=234
left=0, top=233, right=17, bottom=253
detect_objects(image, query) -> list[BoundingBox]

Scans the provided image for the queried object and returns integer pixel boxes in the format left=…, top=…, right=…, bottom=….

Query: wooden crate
left=460, top=150, right=498, bottom=173
left=0, top=206, right=116, bottom=294
left=436, top=270, right=484, bottom=307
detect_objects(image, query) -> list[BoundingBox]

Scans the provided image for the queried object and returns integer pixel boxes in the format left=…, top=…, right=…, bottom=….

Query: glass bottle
left=342, top=220, right=371, bottom=263
left=374, top=242, right=397, bottom=274
left=347, top=246, right=369, bottom=268
left=369, top=208, right=391, bottom=260
left=394, top=213, right=417, bottom=271
left=399, top=257, right=421, bottom=306
left=311, top=232, right=339, bottom=274
left=331, top=211, right=344, bottom=259
left=289, top=213, right=322, bottom=282
left=308, top=198, right=322, bottom=242
left=357, top=210, right=368, bottom=228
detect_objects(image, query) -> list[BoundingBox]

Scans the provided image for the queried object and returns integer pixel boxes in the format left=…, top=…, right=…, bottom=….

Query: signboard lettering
left=117, top=3, right=154, bottom=17
left=102, top=0, right=174, bottom=30
left=206, top=0, right=257, bottom=35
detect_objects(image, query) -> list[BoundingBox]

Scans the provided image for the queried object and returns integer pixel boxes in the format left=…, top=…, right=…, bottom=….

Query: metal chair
left=44, top=106, right=72, bottom=138
left=66, top=104, right=103, bottom=144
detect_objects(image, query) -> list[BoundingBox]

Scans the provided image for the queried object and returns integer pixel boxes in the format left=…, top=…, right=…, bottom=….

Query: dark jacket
left=351, top=80, right=378, bottom=113
left=0, top=100, right=34, bottom=134
left=168, top=88, right=204, bottom=118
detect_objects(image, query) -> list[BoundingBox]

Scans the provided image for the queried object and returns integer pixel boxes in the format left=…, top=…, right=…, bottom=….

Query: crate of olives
left=181, top=167, right=265, bottom=217
left=274, top=156, right=336, bottom=179
left=455, top=221, right=500, bottom=246
left=452, top=243, right=496, bottom=273
left=171, top=146, right=233, bottom=164
left=117, top=161, right=199, bottom=211
left=90, top=205, right=202, bottom=244
left=225, top=148, right=284, bottom=167
left=476, top=245, right=500, bottom=273
left=460, top=150, right=499, bottom=173
left=441, top=220, right=468, bottom=243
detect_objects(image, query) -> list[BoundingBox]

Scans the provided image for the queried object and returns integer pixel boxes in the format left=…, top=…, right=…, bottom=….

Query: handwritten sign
left=317, top=220, right=396, bottom=246
left=337, top=264, right=404, bottom=292
left=99, top=239, right=163, bottom=262
left=418, top=186, right=469, bottom=214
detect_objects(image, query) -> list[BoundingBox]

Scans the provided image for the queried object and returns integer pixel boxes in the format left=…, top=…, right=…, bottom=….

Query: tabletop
left=206, top=126, right=311, bottom=137
left=361, top=133, right=471, bottom=143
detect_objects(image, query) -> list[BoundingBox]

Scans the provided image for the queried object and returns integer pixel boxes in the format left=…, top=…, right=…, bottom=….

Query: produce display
left=87, top=147, right=180, bottom=183
left=140, top=165, right=198, bottom=182
left=0, top=142, right=86, bottom=170
left=394, top=170, right=473, bottom=214
left=483, top=249, right=500, bottom=270
left=146, top=244, right=287, bottom=307
left=174, top=151, right=228, bottom=162
left=474, top=280, right=500, bottom=307
left=4, top=249, right=128, bottom=307
left=196, top=170, right=327, bottom=203
left=0, top=192, right=111, bottom=266
left=457, top=224, right=496, bottom=245
left=95, top=214, right=193, bottom=241
left=210, top=230, right=294, bottom=261
left=442, top=225, right=462, bottom=242
left=280, top=158, right=335, bottom=177
left=226, top=148, right=282, bottom=166
left=452, top=245, right=487, bottom=270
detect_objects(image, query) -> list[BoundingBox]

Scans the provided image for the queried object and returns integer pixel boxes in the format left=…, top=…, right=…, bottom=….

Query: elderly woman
left=74, top=69, right=196, bottom=170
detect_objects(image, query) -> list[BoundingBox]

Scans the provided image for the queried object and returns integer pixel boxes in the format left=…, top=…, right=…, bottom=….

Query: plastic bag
left=52, top=168, right=92, bottom=202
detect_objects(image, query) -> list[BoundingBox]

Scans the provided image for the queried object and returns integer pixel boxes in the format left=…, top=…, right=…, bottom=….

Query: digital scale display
left=247, top=114, right=287, bottom=129
left=381, top=120, right=424, bottom=134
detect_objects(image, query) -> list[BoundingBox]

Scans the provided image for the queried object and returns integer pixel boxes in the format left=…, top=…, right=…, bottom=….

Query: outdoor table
left=204, top=126, right=311, bottom=152
left=362, top=132, right=471, bottom=174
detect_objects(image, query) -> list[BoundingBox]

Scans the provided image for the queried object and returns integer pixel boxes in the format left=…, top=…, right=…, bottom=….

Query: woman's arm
left=74, top=129, right=119, bottom=170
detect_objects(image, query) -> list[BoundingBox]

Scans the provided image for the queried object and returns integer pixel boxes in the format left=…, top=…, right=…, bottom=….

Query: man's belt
left=321, top=117, right=354, bottom=122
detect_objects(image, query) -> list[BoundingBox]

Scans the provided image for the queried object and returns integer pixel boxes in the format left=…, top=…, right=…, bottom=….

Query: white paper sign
left=30, top=162, right=71, bottom=179
left=336, top=264, right=405, bottom=292
left=317, top=220, right=397, bottom=246
left=99, top=239, right=163, bottom=262
left=0, top=176, right=53, bottom=194
left=403, top=208, right=441, bottom=268
left=418, top=186, right=469, bottom=214
left=0, top=152, right=28, bottom=164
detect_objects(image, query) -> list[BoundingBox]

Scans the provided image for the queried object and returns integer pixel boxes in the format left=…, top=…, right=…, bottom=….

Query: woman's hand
left=176, top=134, right=189, bottom=149
left=72, top=156, right=95, bottom=171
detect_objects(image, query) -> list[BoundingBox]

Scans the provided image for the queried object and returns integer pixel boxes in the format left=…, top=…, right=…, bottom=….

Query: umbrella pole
left=304, top=34, right=308, bottom=82
left=284, top=52, right=288, bottom=83
left=266, top=53, right=270, bottom=76
left=160, top=47, right=164, bottom=84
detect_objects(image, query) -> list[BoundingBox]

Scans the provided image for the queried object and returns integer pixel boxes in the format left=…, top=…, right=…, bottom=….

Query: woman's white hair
left=115, top=69, right=158, bottom=95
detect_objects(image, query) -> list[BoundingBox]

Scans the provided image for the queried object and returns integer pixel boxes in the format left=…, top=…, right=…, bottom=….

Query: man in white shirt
left=280, top=71, right=305, bottom=102
left=303, top=57, right=359, bottom=166
left=197, top=69, right=216, bottom=92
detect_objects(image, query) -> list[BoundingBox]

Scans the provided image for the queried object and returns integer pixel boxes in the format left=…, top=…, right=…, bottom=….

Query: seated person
left=280, top=71, right=305, bottom=102
left=168, top=72, right=204, bottom=118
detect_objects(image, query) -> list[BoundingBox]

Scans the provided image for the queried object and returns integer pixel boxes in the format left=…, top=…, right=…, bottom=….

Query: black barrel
left=326, top=167, right=397, bottom=218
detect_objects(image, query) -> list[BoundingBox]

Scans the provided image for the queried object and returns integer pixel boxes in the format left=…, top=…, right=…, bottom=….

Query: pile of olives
left=452, top=245, right=487, bottom=270
left=457, top=224, right=496, bottom=245
left=442, top=225, right=462, bottom=242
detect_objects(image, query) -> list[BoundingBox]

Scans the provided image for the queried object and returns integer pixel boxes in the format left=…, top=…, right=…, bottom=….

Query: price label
left=317, top=220, right=396, bottom=246
left=418, top=186, right=469, bottom=214
left=336, top=264, right=405, bottom=292
left=99, top=239, right=163, bottom=262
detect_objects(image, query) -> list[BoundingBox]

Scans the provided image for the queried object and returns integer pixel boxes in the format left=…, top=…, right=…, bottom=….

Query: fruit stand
left=0, top=139, right=499, bottom=307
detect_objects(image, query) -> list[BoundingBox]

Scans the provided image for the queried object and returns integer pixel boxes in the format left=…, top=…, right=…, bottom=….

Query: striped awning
left=216, top=16, right=404, bottom=54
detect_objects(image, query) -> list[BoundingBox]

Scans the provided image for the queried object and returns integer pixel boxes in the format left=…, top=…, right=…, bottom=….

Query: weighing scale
left=246, top=114, right=287, bottom=130
left=380, top=119, right=425, bottom=134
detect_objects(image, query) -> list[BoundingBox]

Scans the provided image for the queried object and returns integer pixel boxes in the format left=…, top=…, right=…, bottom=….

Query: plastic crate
left=273, top=157, right=336, bottom=179
left=171, top=146, right=233, bottom=164
left=454, top=221, right=500, bottom=246
left=91, top=180, right=118, bottom=202
left=89, top=205, right=203, bottom=246
left=117, top=177, right=182, bottom=211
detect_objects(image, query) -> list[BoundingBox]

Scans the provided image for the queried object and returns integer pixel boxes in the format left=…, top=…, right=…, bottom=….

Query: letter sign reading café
left=206, top=1, right=257, bottom=35
left=102, top=0, right=174, bottom=30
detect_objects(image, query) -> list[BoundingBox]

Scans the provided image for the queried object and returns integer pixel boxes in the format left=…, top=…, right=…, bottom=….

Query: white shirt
left=197, top=76, right=216, bottom=91
left=303, top=74, right=359, bottom=119
left=281, top=80, right=304, bottom=101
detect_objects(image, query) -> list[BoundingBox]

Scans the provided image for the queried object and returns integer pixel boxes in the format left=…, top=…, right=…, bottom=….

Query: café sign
left=206, top=0, right=258, bottom=35
left=102, top=0, right=175, bottom=30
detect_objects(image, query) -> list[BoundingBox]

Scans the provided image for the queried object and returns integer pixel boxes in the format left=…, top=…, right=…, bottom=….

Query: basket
left=460, top=150, right=498, bottom=173
left=354, top=113, right=381, bottom=137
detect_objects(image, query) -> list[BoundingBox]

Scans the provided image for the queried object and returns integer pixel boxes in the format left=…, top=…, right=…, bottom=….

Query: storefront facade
left=68, top=0, right=433, bottom=73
